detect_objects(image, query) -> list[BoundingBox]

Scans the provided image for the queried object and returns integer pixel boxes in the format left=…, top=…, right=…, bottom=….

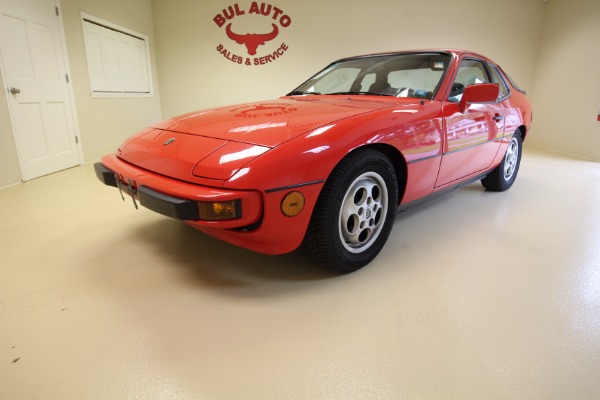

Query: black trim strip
left=443, top=138, right=498, bottom=156
left=94, top=163, right=118, bottom=187
left=94, top=163, right=200, bottom=220
left=407, top=132, right=511, bottom=165
left=397, top=169, right=492, bottom=213
left=406, top=154, right=442, bottom=165
left=265, top=180, right=325, bottom=194
left=138, top=186, right=200, bottom=221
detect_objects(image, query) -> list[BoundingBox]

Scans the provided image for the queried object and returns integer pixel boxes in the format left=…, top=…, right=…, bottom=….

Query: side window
left=448, top=59, right=490, bottom=102
left=488, top=63, right=510, bottom=100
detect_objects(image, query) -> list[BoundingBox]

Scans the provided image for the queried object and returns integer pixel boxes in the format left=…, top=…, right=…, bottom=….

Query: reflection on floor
left=1, top=146, right=599, bottom=399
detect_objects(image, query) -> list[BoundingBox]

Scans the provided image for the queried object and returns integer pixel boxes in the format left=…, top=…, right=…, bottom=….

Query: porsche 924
left=95, top=49, right=532, bottom=272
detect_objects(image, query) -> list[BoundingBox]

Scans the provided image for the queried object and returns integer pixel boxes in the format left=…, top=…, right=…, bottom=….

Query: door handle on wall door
left=9, top=87, right=21, bottom=95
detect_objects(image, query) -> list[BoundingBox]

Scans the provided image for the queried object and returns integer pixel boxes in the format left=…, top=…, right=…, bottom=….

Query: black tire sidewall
left=502, top=132, right=522, bottom=188
left=306, top=150, right=398, bottom=272
left=482, top=131, right=522, bottom=191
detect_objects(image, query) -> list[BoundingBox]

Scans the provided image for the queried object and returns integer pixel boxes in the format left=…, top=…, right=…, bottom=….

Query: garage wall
left=60, top=0, right=162, bottom=162
left=0, top=0, right=162, bottom=188
left=152, top=0, right=545, bottom=117
left=1, top=0, right=596, bottom=189
left=528, top=0, right=600, bottom=161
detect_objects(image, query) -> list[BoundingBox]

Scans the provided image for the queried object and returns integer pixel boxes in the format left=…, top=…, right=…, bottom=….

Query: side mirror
left=459, top=83, right=500, bottom=113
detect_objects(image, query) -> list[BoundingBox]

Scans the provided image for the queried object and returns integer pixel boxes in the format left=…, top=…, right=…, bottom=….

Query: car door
left=435, top=58, right=506, bottom=187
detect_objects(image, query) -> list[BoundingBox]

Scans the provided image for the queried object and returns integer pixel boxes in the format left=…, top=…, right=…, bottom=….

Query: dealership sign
left=213, top=2, right=291, bottom=66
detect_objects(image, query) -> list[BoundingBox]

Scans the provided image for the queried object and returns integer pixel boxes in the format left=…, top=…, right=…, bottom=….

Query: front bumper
left=95, top=163, right=202, bottom=220
left=95, top=154, right=324, bottom=255
left=94, top=156, right=262, bottom=229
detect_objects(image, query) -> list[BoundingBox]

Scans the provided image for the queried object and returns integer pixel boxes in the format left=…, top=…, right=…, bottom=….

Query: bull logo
left=231, top=103, right=298, bottom=118
left=225, top=23, right=279, bottom=56
left=240, top=105, right=286, bottom=115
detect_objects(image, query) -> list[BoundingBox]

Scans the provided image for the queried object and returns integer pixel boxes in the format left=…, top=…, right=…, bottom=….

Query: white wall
left=61, top=0, right=162, bottom=162
left=1, top=0, right=597, bottom=189
left=152, top=0, right=546, bottom=117
left=0, top=0, right=162, bottom=188
left=529, top=0, right=600, bottom=161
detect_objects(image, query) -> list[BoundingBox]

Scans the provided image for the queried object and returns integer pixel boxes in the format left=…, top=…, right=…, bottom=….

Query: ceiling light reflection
left=306, top=124, right=335, bottom=138
left=229, top=167, right=250, bottom=182
left=219, top=146, right=269, bottom=164
left=229, top=122, right=287, bottom=133
left=304, top=146, right=329, bottom=154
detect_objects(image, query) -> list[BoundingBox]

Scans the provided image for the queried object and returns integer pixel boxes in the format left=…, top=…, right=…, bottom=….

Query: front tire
left=481, top=130, right=522, bottom=191
left=304, top=149, right=399, bottom=273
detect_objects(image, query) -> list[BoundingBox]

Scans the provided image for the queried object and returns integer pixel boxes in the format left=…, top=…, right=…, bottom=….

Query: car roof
left=335, top=49, right=492, bottom=63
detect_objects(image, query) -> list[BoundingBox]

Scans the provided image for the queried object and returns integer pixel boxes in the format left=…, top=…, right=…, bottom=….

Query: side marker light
left=281, top=191, right=305, bottom=217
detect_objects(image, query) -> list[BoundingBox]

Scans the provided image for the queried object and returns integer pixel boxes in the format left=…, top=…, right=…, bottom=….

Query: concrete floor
left=1, top=146, right=599, bottom=399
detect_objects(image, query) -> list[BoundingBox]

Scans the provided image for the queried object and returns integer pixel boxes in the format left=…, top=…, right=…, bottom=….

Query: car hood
left=149, top=97, right=399, bottom=147
left=117, top=96, right=407, bottom=181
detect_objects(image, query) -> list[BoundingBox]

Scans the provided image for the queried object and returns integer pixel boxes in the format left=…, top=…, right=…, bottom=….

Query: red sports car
left=95, top=49, right=532, bottom=272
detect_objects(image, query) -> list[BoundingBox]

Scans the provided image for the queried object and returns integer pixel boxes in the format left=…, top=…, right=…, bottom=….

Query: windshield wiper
left=327, top=91, right=394, bottom=97
left=287, top=90, right=321, bottom=96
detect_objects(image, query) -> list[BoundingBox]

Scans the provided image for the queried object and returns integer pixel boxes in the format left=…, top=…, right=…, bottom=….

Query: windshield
left=289, top=52, right=451, bottom=100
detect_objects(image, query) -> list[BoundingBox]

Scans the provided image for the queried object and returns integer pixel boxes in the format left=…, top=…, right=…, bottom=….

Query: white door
left=0, top=0, right=80, bottom=181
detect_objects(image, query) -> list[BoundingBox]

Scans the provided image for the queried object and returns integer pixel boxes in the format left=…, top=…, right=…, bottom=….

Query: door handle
left=9, top=87, right=21, bottom=95
left=493, top=113, right=504, bottom=122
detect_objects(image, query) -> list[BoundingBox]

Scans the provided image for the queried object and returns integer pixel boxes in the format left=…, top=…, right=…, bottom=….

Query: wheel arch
left=304, top=144, right=403, bottom=272
left=345, top=144, right=408, bottom=205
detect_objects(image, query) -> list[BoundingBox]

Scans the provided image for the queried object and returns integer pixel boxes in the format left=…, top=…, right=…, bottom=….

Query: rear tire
left=481, top=130, right=522, bottom=191
left=304, top=149, right=398, bottom=273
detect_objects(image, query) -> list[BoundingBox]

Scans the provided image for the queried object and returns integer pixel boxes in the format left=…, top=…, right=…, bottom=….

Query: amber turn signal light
left=197, top=200, right=240, bottom=221
left=281, top=191, right=305, bottom=217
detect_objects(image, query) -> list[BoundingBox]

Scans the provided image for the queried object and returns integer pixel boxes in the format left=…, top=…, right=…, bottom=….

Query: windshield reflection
left=289, top=52, right=451, bottom=100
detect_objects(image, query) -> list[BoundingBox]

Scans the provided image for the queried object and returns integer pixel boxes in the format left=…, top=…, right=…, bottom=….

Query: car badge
left=163, top=138, right=176, bottom=146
